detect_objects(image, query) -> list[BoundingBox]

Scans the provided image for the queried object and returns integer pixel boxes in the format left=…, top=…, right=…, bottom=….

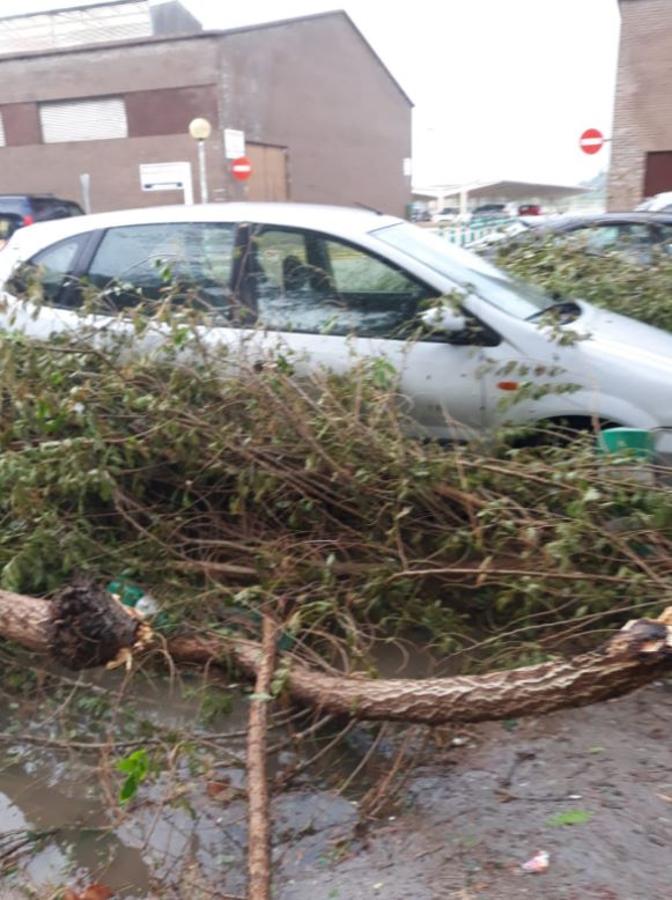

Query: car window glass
left=0, top=199, right=27, bottom=216
left=32, top=198, right=63, bottom=219
left=86, top=222, right=236, bottom=314
left=248, top=226, right=437, bottom=338
left=374, top=222, right=553, bottom=320
left=31, top=201, right=83, bottom=221
left=581, top=224, right=652, bottom=253
left=580, top=225, right=619, bottom=251
left=13, top=236, right=83, bottom=306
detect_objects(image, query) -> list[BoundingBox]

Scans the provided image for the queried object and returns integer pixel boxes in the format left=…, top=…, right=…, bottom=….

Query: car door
left=238, top=224, right=502, bottom=438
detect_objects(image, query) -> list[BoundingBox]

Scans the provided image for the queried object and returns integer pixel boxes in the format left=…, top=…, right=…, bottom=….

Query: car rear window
left=31, top=198, right=84, bottom=220
left=0, top=198, right=28, bottom=216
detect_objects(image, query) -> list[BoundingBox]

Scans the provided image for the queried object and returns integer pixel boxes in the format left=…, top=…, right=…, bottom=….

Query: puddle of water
left=0, top=629, right=483, bottom=897
left=0, top=652, right=381, bottom=897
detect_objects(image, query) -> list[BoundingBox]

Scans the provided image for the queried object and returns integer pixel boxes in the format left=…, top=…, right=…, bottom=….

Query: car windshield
left=372, top=221, right=555, bottom=319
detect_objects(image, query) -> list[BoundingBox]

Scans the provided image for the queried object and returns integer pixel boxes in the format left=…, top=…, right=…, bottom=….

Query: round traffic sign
left=231, top=156, right=252, bottom=181
left=579, top=128, right=604, bottom=155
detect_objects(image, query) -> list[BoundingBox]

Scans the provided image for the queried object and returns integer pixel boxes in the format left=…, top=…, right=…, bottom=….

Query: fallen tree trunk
left=1, top=587, right=671, bottom=725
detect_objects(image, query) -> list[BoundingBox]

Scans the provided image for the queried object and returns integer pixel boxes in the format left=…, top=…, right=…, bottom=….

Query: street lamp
left=188, top=117, right=212, bottom=203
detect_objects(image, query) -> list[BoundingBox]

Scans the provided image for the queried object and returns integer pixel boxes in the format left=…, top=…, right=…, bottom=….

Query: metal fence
left=431, top=216, right=516, bottom=248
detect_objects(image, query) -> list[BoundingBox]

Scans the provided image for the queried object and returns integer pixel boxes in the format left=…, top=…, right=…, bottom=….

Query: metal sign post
left=197, top=140, right=208, bottom=203
left=188, top=118, right=212, bottom=205
left=79, top=172, right=91, bottom=213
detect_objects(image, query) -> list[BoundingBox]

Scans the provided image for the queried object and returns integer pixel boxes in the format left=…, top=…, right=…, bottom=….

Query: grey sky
left=2, top=0, right=621, bottom=186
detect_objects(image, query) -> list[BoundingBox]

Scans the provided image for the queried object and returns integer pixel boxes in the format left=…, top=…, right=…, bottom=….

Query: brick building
left=0, top=0, right=412, bottom=215
left=608, top=0, right=672, bottom=209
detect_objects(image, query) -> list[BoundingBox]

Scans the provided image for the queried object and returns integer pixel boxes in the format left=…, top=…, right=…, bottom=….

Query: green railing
left=433, top=216, right=516, bottom=247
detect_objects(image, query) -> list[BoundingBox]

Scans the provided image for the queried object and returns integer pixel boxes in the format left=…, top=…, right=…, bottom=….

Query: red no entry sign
left=231, top=156, right=252, bottom=181
left=579, top=128, right=604, bottom=155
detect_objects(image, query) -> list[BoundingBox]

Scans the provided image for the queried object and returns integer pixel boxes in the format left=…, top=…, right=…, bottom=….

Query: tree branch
left=246, top=615, right=277, bottom=900
left=1, top=587, right=671, bottom=726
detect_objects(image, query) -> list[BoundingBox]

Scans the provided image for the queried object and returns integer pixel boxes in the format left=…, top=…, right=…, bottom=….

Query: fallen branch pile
left=2, top=328, right=672, bottom=668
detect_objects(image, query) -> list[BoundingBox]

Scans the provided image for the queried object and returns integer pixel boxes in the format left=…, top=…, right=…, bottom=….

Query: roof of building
left=0, top=7, right=413, bottom=107
left=0, top=0, right=137, bottom=21
left=413, top=180, right=588, bottom=201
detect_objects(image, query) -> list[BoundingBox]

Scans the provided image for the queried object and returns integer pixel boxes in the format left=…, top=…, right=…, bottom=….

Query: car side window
left=247, top=226, right=438, bottom=339
left=10, top=236, right=85, bottom=307
left=86, top=222, right=237, bottom=315
left=581, top=224, right=652, bottom=253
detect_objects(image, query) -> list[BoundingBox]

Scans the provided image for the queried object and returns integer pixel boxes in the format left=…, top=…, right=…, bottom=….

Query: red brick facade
left=608, top=0, right=672, bottom=209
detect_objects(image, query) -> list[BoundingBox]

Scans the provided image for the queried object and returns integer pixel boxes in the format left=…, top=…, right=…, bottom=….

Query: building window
left=0, top=113, right=6, bottom=147
left=39, top=97, right=128, bottom=143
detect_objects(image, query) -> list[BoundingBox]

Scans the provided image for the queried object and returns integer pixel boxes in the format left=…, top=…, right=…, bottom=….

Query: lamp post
left=188, top=117, right=212, bottom=204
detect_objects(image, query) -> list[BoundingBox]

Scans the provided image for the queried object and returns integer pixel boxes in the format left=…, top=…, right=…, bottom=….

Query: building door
left=644, top=151, right=672, bottom=197
left=244, top=143, right=289, bottom=201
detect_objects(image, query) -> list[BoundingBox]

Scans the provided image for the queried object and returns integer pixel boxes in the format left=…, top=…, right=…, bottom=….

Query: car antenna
left=354, top=202, right=384, bottom=215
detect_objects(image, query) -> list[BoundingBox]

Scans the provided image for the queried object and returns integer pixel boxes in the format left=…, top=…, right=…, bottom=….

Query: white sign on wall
left=224, top=128, right=246, bottom=160
left=139, top=162, right=194, bottom=205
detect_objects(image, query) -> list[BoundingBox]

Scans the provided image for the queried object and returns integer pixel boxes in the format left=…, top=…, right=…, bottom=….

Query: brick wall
left=0, top=14, right=412, bottom=215
left=608, top=0, right=672, bottom=209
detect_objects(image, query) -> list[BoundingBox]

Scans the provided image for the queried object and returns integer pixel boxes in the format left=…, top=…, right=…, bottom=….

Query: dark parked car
left=492, top=212, right=672, bottom=263
left=0, top=194, right=83, bottom=237
left=470, top=202, right=519, bottom=221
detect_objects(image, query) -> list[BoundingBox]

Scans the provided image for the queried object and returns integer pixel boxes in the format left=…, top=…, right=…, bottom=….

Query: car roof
left=5, top=202, right=401, bottom=258
left=542, top=211, right=672, bottom=231
left=0, top=194, right=62, bottom=201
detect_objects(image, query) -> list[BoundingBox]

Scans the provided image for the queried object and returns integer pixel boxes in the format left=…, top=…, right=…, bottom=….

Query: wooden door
left=644, top=151, right=672, bottom=197
left=244, top=143, right=289, bottom=201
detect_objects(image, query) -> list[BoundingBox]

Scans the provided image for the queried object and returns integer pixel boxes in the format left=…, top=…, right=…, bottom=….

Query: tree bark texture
left=1, top=587, right=671, bottom=726
left=246, top=616, right=277, bottom=900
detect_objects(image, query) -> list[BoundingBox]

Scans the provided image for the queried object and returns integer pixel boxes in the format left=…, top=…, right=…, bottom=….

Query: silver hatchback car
left=1, top=202, right=672, bottom=446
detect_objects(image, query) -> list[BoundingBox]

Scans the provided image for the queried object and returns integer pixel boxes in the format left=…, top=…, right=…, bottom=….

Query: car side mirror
left=419, top=305, right=467, bottom=335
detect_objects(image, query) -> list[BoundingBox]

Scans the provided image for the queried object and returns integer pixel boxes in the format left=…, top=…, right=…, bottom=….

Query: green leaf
left=116, top=748, right=149, bottom=777
left=116, top=749, right=150, bottom=804
left=546, top=809, right=593, bottom=827
left=119, top=774, right=139, bottom=804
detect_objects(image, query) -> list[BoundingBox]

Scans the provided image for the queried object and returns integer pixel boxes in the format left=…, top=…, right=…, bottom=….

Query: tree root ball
left=48, top=578, right=139, bottom=670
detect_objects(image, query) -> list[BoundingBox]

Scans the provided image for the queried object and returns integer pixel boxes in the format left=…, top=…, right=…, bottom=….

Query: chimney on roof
left=149, top=0, right=202, bottom=36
